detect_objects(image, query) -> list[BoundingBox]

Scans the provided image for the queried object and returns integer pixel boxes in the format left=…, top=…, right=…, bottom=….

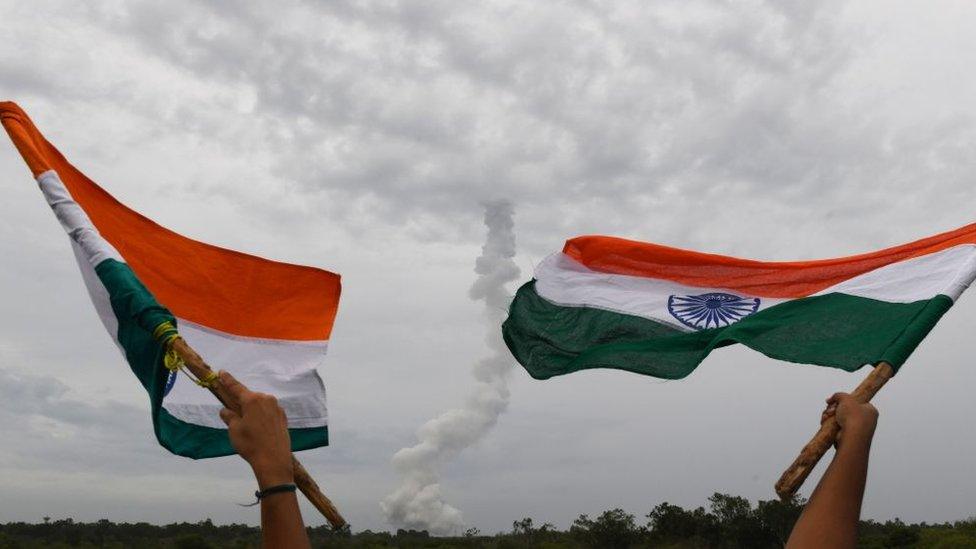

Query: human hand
left=821, top=392, right=878, bottom=449
left=217, top=370, right=294, bottom=489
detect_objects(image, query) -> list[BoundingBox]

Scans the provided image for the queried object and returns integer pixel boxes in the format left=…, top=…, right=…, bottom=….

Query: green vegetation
left=1, top=494, right=974, bottom=548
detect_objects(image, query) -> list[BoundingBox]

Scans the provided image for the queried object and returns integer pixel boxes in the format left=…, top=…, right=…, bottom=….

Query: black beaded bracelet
left=240, top=483, right=297, bottom=507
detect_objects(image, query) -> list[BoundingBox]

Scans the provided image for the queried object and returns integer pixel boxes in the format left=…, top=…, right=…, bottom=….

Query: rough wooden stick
left=171, top=337, right=348, bottom=530
left=775, top=362, right=894, bottom=500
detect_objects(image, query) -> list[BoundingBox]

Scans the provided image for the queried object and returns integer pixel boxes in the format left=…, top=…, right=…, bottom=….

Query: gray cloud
left=11, top=0, right=970, bottom=257
left=0, top=365, right=158, bottom=472
left=79, top=0, right=974, bottom=259
left=58, top=1, right=869, bottom=242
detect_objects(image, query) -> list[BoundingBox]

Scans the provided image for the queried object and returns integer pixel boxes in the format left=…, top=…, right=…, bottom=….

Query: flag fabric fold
left=503, top=229, right=976, bottom=380
left=1, top=102, right=341, bottom=458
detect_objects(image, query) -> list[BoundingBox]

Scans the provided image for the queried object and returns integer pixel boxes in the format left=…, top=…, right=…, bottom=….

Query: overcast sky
left=2, top=0, right=976, bottom=534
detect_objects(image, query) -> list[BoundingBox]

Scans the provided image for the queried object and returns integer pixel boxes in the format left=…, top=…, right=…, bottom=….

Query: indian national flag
left=1, top=102, right=340, bottom=458
left=503, top=230, right=976, bottom=380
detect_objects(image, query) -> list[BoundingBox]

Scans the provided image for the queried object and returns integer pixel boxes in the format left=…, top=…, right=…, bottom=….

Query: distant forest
left=2, top=493, right=974, bottom=548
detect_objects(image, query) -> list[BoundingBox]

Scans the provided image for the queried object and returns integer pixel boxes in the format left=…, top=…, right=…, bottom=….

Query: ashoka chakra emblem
left=667, top=292, right=760, bottom=330
left=162, top=370, right=178, bottom=397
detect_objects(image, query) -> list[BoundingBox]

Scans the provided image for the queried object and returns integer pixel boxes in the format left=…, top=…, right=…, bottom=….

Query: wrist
left=844, top=415, right=877, bottom=436
left=838, top=420, right=876, bottom=448
left=252, top=461, right=294, bottom=490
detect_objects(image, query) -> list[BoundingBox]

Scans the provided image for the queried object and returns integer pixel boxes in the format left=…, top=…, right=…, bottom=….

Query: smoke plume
left=381, top=201, right=520, bottom=535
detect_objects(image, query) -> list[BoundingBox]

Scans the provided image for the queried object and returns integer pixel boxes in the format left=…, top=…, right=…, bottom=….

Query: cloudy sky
left=2, top=0, right=976, bottom=534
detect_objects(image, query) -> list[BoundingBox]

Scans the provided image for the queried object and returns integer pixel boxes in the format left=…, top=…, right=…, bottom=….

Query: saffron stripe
left=565, top=225, right=976, bottom=298
left=1, top=102, right=340, bottom=341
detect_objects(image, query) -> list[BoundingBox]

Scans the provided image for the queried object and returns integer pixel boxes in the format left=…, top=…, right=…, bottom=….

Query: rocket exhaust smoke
left=381, top=201, right=520, bottom=535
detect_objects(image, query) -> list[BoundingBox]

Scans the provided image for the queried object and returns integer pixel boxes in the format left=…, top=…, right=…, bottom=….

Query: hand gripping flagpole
left=774, top=361, right=894, bottom=500
left=160, top=328, right=348, bottom=530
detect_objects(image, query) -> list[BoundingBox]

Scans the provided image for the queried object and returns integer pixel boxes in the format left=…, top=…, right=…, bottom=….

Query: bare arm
left=218, top=370, right=311, bottom=549
left=786, top=392, right=878, bottom=549
left=258, top=482, right=308, bottom=549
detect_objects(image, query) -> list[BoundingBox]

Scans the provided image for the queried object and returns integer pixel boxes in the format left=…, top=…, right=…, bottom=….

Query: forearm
left=261, top=491, right=310, bottom=549
left=254, top=463, right=309, bottom=549
left=787, top=427, right=873, bottom=549
left=218, top=372, right=311, bottom=548
left=825, top=434, right=872, bottom=521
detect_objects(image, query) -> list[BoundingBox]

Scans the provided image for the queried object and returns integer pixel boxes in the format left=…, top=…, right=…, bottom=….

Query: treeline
left=1, top=494, right=974, bottom=548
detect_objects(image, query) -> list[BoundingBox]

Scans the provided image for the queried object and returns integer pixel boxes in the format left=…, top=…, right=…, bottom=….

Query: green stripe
left=95, top=258, right=329, bottom=458
left=159, top=409, right=328, bottom=459
left=502, top=280, right=952, bottom=380
left=95, top=259, right=174, bottom=393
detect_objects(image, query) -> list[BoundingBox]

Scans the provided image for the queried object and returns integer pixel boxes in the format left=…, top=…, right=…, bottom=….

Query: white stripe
left=36, top=170, right=122, bottom=267
left=813, top=244, right=976, bottom=302
left=535, top=244, right=976, bottom=327
left=39, top=169, right=126, bottom=350
left=534, top=254, right=787, bottom=331
left=162, top=320, right=329, bottom=430
left=72, top=241, right=122, bottom=352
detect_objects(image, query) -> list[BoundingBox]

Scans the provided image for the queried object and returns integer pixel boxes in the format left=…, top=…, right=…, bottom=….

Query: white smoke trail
left=381, top=200, right=520, bottom=535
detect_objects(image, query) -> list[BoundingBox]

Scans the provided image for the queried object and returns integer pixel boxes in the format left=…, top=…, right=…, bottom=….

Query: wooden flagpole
left=169, top=337, right=348, bottom=530
left=774, top=361, right=894, bottom=500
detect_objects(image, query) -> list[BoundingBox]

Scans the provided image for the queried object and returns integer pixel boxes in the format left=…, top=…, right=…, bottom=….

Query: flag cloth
left=1, top=102, right=341, bottom=458
left=503, top=229, right=976, bottom=380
